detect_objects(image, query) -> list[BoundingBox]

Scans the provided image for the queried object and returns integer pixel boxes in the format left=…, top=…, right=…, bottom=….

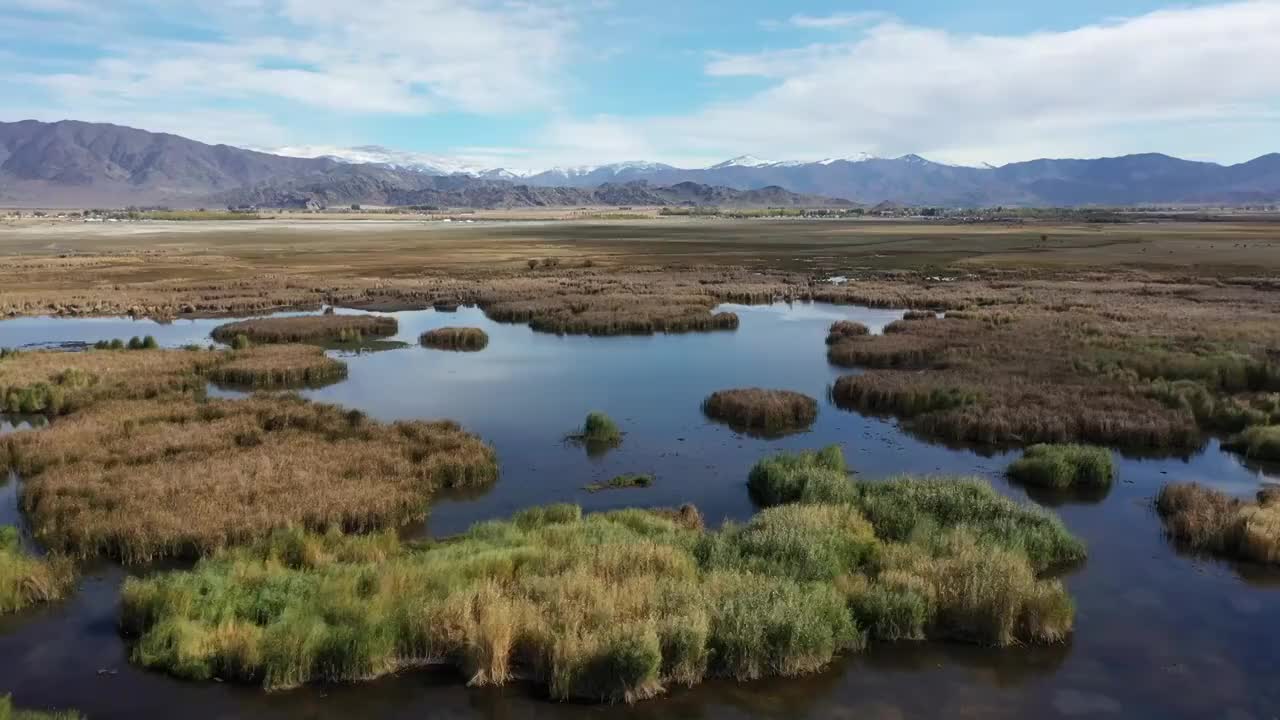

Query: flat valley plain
left=3, top=215, right=1280, bottom=719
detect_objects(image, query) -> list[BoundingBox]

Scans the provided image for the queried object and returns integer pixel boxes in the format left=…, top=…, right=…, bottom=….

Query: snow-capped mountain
left=258, top=142, right=1280, bottom=205
left=269, top=144, right=495, bottom=176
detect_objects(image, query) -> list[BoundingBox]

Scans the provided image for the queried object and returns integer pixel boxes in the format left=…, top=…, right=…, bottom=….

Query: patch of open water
left=2, top=303, right=1279, bottom=718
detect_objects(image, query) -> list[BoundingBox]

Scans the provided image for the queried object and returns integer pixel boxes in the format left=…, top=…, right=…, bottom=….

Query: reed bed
left=825, top=320, right=869, bottom=345
left=483, top=293, right=739, bottom=336
left=120, top=477, right=1079, bottom=701
left=206, top=345, right=349, bottom=389
left=584, top=474, right=654, bottom=493
left=4, top=394, right=497, bottom=562
left=826, top=334, right=944, bottom=369
left=0, top=349, right=218, bottom=415
left=419, top=327, right=489, bottom=351
left=211, top=315, right=399, bottom=345
left=1006, top=445, right=1115, bottom=489
left=831, top=372, right=1202, bottom=450
left=702, top=388, right=818, bottom=436
left=1156, top=483, right=1280, bottom=565
left=0, top=526, right=75, bottom=614
left=824, top=302, right=1280, bottom=452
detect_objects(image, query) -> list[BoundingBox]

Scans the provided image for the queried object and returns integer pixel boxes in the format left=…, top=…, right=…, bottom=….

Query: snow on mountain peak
left=709, top=155, right=776, bottom=169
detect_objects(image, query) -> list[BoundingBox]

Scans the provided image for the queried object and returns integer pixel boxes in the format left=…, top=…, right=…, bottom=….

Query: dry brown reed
left=206, top=345, right=348, bottom=389
left=0, top=348, right=218, bottom=415
left=211, top=314, right=399, bottom=344
left=1156, top=483, right=1280, bottom=564
left=702, top=388, right=818, bottom=435
left=825, top=320, right=869, bottom=345
left=5, top=394, right=497, bottom=561
left=419, top=327, right=490, bottom=351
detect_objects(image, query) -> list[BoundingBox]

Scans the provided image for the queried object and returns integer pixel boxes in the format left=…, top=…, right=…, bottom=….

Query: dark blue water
left=2, top=304, right=1279, bottom=719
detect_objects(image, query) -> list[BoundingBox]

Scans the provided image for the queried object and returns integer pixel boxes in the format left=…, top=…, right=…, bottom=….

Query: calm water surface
left=2, top=304, right=1279, bottom=719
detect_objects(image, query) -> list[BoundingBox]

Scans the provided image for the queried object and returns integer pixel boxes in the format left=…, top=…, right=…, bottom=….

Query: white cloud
left=559, top=1, right=1280, bottom=166
left=11, top=0, right=572, bottom=121
left=786, top=11, right=893, bottom=29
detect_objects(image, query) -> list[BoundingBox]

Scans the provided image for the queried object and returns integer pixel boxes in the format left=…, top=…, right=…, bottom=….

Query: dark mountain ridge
left=2, top=119, right=1278, bottom=208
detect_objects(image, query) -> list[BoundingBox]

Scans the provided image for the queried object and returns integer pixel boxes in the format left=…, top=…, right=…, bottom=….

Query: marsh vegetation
left=211, top=315, right=398, bottom=345
left=702, top=388, right=818, bottom=436
left=120, top=455, right=1080, bottom=702
left=484, top=293, right=739, bottom=336
left=584, top=473, right=654, bottom=493
left=2, top=395, right=497, bottom=562
left=0, top=526, right=75, bottom=614
left=1006, top=445, right=1115, bottom=490
left=1156, top=483, right=1280, bottom=565
left=206, top=345, right=348, bottom=389
left=419, top=327, right=489, bottom=351
left=0, top=348, right=218, bottom=415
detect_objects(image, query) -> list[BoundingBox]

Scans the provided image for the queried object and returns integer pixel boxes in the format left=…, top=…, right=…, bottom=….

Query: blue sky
left=2, top=0, right=1277, bottom=169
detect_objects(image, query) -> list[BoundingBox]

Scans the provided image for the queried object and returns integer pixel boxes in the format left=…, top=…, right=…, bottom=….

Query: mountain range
left=3, top=119, right=1279, bottom=209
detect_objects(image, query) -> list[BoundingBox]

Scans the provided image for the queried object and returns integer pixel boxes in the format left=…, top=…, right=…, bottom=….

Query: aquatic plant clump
left=419, top=327, right=490, bottom=351
left=121, top=495, right=1078, bottom=701
left=1006, top=444, right=1115, bottom=489
left=702, top=388, right=818, bottom=435
left=572, top=412, right=623, bottom=444
left=206, top=345, right=348, bottom=389
left=1156, top=483, right=1280, bottom=565
left=211, top=314, right=399, bottom=345
left=4, top=395, right=498, bottom=562
left=483, top=293, right=739, bottom=336
left=0, top=526, right=76, bottom=615
left=585, top=473, right=655, bottom=492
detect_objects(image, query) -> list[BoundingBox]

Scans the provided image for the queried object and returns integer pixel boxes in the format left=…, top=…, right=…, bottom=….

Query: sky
left=2, top=0, right=1279, bottom=170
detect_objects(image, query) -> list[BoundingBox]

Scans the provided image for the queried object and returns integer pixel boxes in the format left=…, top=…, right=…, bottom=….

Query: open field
left=3, top=218, right=1280, bottom=318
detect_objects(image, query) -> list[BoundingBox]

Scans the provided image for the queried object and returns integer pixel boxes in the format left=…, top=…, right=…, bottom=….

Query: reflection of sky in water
left=3, top=303, right=1280, bottom=719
